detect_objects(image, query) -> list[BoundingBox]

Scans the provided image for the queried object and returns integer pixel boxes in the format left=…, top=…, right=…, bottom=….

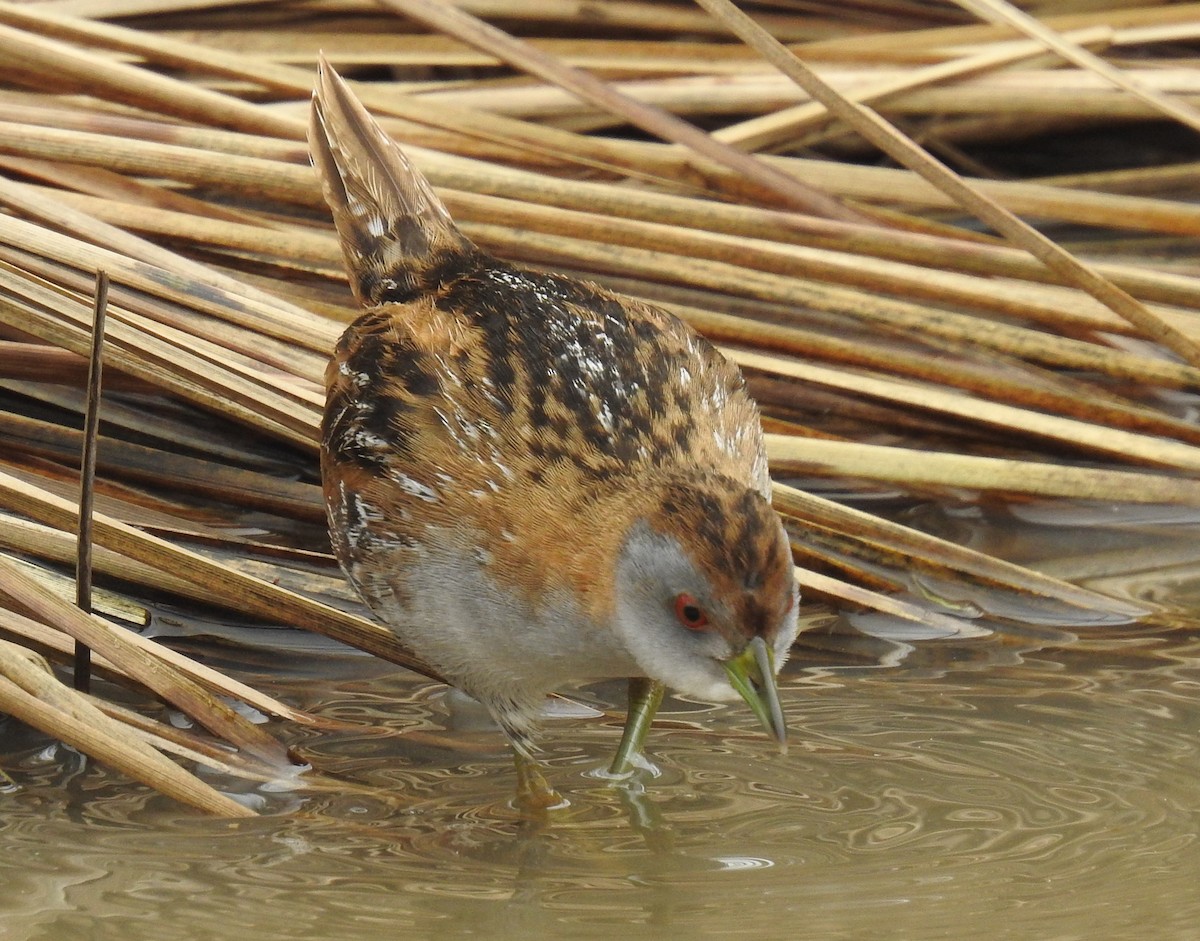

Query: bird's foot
left=513, top=753, right=569, bottom=814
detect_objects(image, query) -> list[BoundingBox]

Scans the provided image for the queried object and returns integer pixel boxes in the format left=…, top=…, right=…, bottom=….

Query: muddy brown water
left=3, top=497, right=1199, bottom=940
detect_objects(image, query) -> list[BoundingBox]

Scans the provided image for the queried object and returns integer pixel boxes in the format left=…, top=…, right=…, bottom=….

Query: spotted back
left=313, top=59, right=777, bottom=627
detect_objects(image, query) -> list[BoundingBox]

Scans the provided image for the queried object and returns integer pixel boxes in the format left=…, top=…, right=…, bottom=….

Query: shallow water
left=4, top=501, right=1200, bottom=940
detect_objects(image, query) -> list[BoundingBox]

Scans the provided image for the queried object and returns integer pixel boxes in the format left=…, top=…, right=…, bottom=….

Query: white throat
left=611, top=523, right=742, bottom=702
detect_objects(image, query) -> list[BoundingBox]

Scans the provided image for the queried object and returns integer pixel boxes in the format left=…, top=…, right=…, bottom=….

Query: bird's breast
left=344, top=522, right=641, bottom=695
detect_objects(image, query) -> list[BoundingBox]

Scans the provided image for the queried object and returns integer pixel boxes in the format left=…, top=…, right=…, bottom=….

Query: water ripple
left=3, top=636, right=1200, bottom=940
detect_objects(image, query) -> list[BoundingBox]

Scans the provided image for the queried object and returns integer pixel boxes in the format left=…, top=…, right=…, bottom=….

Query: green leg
left=608, top=677, right=665, bottom=776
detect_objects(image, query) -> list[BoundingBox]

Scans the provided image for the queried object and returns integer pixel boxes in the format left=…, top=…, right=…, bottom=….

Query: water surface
left=3, top=500, right=1199, bottom=940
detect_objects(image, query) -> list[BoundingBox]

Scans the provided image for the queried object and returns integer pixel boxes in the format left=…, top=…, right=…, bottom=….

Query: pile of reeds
left=0, top=0, right=1197, bottom=814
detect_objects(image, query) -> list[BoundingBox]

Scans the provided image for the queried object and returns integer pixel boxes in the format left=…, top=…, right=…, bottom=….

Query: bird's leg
left=608, top=677, right=665, bottom=777
left=513, top=751, right=567, bottom=813
left=497, top=714, right=567, bottom=813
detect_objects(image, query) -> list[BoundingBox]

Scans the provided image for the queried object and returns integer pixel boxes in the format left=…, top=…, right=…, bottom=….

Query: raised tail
left=309, top=57, right=476, bottom=308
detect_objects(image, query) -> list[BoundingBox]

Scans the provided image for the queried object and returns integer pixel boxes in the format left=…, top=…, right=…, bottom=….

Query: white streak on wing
left=346, top=427, right=389, bottom=452
left=347, top=195, right=371, bottom=220
left=709, top=382, right=729, bottom=411
left=491, top=267, right=628, bottom=406
left=338, top=484, right=384, bottom=551
left=596, top=398, right=615, bottom=433
left=434, top=353, right=460, bottom=389
left=712, top=428, right=734, bottom=456
left=753, top=450, right=771, bottom=496
left=434, top=406, right=466, bottom=450
left=387, top=471, right=440, bottom=502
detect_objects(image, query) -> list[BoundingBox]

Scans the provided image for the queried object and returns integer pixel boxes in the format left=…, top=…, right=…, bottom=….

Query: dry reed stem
left=0, top=513, right=284, bottom=613
left=0, top=260, right=321, bottom=449
left=0, top=638, right=253, bottom=816
left=468, top=224, right=1200, bottom=395
left=0, top=598, right=314, bottom=726
left=0, top=20, right=300, bottom=138
left=771, top=482, right=1149, bottom=618
left=804, top=2, right=1200, bottom=57
left=36, top=181, right=1200, bottom=367
left=0, top=171, right=333, bottom=350
left=734, top=349, right=1200, bottom=472
left=0, top=0, right=1197, bottom=811
left=417, top=70, right=1200, bottom=125
left=712, top=26, right=1114, bottom=151
left=767, top=436, right=1200, bottom=504
left=693, top=0, right=1200, bottom=369
left=71, top=268, right=106, bottom=692
left=0, top=551, right=289, bottom=765
left=2, top=413, right=323, bottom=518
left=0, top=468, right=441, bottom=677
left=953, top=0, right=1200, bottom=133
left=372, top=0, right=867, bottom=221
left=794, top=567, right=985, bottom=635
left=0, top=1, right=806, bottom=197
left=445, top=207, right=1200, bottom=383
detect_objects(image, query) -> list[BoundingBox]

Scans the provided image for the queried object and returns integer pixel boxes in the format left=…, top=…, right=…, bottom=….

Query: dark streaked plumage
left=310, top=61, right=799, bottom=802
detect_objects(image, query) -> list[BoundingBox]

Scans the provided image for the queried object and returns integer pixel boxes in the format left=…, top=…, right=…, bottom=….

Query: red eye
left=674, top=593, right=709, bottom=630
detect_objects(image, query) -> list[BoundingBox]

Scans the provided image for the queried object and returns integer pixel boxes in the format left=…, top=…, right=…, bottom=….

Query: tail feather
left=309, top=57, right=474, bottom=307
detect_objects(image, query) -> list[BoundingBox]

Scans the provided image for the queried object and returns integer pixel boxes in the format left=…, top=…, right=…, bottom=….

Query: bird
left=309, top=59, right=800, bottom=809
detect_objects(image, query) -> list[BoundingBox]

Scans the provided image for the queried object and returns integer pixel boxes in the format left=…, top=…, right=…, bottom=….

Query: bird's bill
left=724, top=636, right=787, bottom=749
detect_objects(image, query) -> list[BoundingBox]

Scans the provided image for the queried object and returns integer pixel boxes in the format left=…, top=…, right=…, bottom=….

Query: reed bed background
left=0, top=0, right=1197, bottom=815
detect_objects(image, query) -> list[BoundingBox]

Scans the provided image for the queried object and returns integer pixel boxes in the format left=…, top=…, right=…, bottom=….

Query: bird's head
left=611, top=476, right=799, bottom=745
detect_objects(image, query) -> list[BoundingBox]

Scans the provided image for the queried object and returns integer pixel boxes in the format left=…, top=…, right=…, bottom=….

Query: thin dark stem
left=74, top=269, right=108, bottom=694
